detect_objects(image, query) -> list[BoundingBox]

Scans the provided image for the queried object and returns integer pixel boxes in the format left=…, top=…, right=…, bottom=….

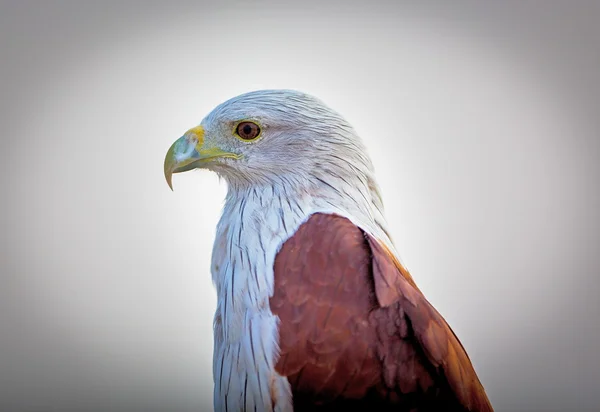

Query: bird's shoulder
left=269, top=212, right=493, bottom=412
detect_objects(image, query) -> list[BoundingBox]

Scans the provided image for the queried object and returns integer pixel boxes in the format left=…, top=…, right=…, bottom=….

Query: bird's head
left=164, top=89, right=375, bottom=192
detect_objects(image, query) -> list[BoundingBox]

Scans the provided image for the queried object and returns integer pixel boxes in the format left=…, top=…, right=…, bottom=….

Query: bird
left=163, top=89, right=493, bottom=412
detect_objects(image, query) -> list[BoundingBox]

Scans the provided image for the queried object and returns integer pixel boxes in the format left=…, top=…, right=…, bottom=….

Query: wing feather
left=270, top=213, right=493, bottom=411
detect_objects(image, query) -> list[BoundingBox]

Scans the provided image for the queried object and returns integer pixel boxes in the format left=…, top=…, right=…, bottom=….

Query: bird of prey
left=163, top=90, right=493, bottom=412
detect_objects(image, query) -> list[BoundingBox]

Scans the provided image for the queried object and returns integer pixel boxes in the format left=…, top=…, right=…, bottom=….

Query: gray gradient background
left=1, top=1, right=599, bottom=411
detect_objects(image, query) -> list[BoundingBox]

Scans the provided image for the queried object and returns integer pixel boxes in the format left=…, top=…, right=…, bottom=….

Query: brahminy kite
left=163, top=90, right=493, bottom=411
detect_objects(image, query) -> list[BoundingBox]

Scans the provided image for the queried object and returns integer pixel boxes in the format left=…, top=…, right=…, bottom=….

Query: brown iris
left=236, top=121, right=261, bottom=140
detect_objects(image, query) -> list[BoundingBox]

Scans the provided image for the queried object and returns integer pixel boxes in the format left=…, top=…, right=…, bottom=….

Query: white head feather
left=199, top=89, right=394, bottom=246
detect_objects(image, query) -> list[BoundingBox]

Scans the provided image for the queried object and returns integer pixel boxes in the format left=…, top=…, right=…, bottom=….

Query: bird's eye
left=235, top=121, right=261, bottom=141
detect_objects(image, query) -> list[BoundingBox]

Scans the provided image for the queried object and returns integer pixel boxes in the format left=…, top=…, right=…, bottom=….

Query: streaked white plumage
left=192, top=90, right=399, bottom=411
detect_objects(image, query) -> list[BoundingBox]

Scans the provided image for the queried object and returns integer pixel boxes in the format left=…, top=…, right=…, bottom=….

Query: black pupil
left=243, top=124, right=253, bottom=136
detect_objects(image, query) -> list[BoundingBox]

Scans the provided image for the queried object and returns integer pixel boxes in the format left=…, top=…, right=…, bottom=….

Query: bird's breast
left=210, top=189, right=313, bottom=412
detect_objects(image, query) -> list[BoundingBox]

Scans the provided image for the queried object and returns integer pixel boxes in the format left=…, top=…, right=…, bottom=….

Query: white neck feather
left=211, top=173, right=395, bottom=412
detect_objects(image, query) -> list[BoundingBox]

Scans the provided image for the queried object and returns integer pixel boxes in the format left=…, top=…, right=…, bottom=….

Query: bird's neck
left=212, top=183, right=313, bottom=327
left=209, top=178, right=395, bottom=411
left=212, top=175, right=393, bottom=309
left=210, top=183, right=311, bottom=412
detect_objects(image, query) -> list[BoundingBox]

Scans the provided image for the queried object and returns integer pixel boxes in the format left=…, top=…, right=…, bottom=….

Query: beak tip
left=164, top=148, right=175, bottom=191
left=165, top=171, right=174, bottom=191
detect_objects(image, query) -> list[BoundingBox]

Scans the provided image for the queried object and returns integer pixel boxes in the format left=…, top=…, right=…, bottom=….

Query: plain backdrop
left=1, top=1, right=599, bottom=411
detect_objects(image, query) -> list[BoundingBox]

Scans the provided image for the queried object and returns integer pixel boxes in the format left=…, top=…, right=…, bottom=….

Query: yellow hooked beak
left=163, top=125, right=241, bottom=190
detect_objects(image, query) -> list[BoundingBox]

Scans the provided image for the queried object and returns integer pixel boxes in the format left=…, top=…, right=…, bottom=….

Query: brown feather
left=270, top=213, right=493, bottom=411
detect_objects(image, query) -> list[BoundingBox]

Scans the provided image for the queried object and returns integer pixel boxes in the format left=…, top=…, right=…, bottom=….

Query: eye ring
left=234, top=121, right=261, bottom=141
